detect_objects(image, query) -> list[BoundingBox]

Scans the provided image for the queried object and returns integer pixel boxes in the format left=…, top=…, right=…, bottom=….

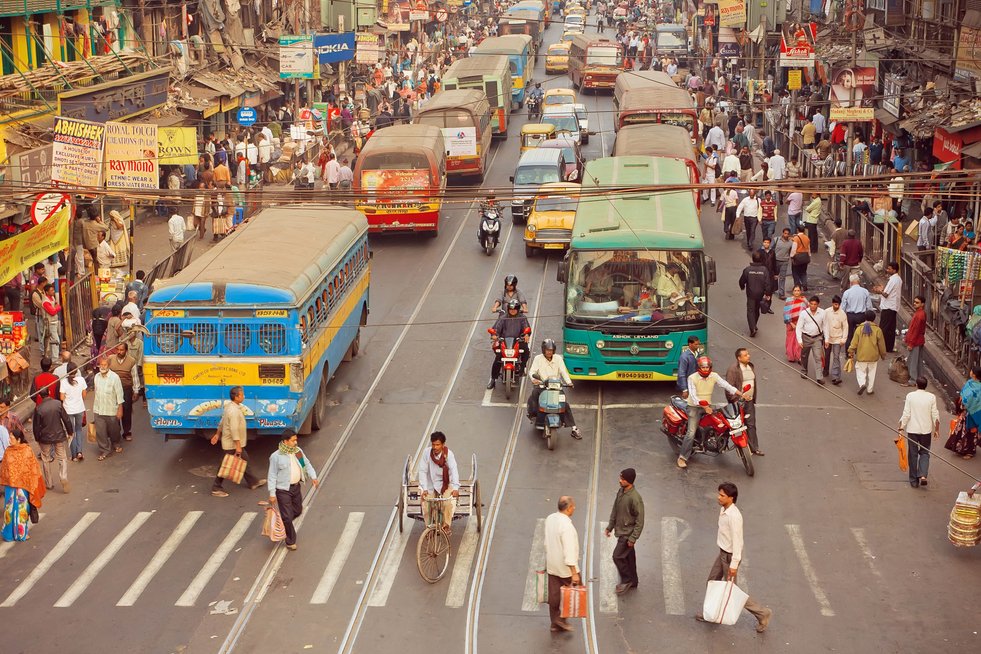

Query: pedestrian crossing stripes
left=176, top=512, right=257, bottom=607
left=660, top=516, right=690, bottom=615
left=785, top=524, right=835, bottom=617
left=311, top=512, right=365, bottom=605
left=117, top=510, right=204, bottom=606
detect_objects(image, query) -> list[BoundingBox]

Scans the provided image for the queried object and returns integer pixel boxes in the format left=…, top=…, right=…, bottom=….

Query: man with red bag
left=544, top=496, right=581, bottom=632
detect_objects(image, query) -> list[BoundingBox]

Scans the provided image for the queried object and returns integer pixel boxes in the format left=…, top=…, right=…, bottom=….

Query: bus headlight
left=664, top=340, right=675, bottom=349
left=565, top=343, right=588, bottom=356
left=595, top=339, right=605, bottom=349
left=289, top=363, right=304, bottom=392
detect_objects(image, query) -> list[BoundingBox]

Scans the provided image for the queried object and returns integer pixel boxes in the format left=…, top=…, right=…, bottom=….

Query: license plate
left=544, top=243, right=565, bottom=249
left=615, top=371, right=654, bottom=380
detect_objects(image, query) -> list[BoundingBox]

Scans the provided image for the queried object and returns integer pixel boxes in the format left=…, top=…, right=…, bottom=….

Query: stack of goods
left=937, top=247, right=981, bottom=287
left=947, top=491, right=981, bottom=547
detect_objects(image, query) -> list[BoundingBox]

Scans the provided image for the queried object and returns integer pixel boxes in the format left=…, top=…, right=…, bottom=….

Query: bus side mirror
left=509, top=175, right=515, bottom=183
left=557, top=256, right=569, bottom=283
left=706, top=257, right=717, bottom=285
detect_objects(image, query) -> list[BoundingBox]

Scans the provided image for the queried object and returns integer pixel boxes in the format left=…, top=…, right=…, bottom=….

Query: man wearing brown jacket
left=725, top=348, right=762, bottom=455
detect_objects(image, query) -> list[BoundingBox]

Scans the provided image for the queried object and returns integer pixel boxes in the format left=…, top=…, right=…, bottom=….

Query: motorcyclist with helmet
left=491, top=274, right=529, bottom=314
left=678, top=356, right=749, bottom=468
left=487, top=299, right=531, bottom=389
left=529, top=83, right=544, bottom=103
left=527, top=339, right=582, bottom=439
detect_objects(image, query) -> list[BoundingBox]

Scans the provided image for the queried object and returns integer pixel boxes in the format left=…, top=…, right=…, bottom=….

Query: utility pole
left=339, top=14, right=347, bottom=93
left=845, top=27, right=857, bottom=173
left=293, top=0, right=302, bottom=119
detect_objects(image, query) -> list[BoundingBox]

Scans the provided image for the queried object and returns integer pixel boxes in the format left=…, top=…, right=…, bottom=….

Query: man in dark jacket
left=837, top=229, right=864, bottom=291
left=756, top=238, right=778, bottom=314
left=725, top=347, right=762, bottom=455
left=604, top=468, right=644, bottom=594
left=34, top=394, right=74, bottom=493
left=738, top=252, right=773, bottom=338
left=676, top=335, right=701, bottom=397
left=487, top=300, right=531, bottom=389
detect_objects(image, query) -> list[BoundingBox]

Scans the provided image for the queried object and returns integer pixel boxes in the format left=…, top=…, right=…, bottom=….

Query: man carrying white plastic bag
left=696, top=481, right=773, bottom=632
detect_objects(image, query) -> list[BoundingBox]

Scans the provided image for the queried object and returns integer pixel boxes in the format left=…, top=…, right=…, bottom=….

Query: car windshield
left=566, top=250, right=705, bottom=324
left=550, top=47, right=568, bottom=56
left=542, top=114, right=578, bottom=133
left=586, top=46, right=622, bottom=67
left=545, top=93, right=573, bottom=105
left=514, top=164, right=561, bottom=186
left=536, top=196, right=578, bottom=212
left=656, top=31, right=686, bottom=47
left=565, top=15, right=583, bottom=24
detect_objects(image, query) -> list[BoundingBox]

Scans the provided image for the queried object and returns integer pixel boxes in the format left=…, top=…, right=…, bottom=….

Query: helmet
left=504, top=274, right=518, bottom=288
left=542, top=338, right=557, bottom=353
left=487, top=192, right=496, bottom=201
left=506, top=299, right=521, bottom=313
left=535, top=82, right=542, bottom=89
left=696, top=356, right=713, bottom=377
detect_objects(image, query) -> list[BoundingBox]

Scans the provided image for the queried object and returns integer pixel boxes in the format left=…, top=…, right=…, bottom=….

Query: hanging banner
left=104, top=122, right=158, bottom=190
left=280, top=35, right=315, bottom=79
left=717, top=0, right=746, bottom=28
left=313, top=32, right=357, bottom=64
left=829, top=66, right=876, bottom=121
left=779, top=22, right=817, bottom=67
left=0, top=204, right=71, bottom=286
left=51, top=117, right=106, bottom=188
left=157, top=127, right=199, bottom=165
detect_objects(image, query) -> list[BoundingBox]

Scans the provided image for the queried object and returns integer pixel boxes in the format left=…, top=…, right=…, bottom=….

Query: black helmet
left=542, top=338, right=557, bottom=353
left=506, top=299, right=521, bottom=312
left=504, top=274, right=518, bottom=288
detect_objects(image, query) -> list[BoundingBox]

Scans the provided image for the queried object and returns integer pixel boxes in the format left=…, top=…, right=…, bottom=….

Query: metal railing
left=64, top=273, right=94, bottom=352
left=143, top=239, right=195, bottom=294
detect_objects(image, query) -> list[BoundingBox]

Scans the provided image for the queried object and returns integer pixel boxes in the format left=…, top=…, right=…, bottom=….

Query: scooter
left=530, top=374, right=572, bottom=451
left=526, top=95, right=542, bottom=120
left=478, top=203, right=501, bottom=255
left=660, top=385, right=755, bottom=476
left=488, top=327, right=530, bottom=399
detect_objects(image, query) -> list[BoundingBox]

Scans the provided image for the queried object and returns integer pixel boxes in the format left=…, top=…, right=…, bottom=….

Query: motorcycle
left=530, top=374, right=572, bottom=451
left=526, top=95, right=542, bottom=120
left=660, top=385, right=755, bottom=476
left=477, top=203, right=502, bottom=255
left=488, top=326, right=530, bottom=399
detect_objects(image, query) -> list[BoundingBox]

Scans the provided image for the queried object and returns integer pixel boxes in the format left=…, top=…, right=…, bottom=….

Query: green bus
left=441, top=54, right=513, bottom=138
left=557, top=156, right=716, bottom=381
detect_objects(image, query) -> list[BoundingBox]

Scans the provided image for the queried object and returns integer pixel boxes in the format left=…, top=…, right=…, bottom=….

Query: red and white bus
left=567, top=34, right=623, bottom=91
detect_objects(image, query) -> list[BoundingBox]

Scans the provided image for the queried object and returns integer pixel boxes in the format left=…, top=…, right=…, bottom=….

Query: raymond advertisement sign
left=717, top=0, right=746, bottom=28
left=51, top=117, right=106, bottom=188
left=0, top=204, right=71, bottom=286
left=158, top=127, right=198, bottom=165
left=780, top=22, right=817, bottom=67
left=829, top=66, right=876, bottom=121
left=104, top=122, right=159, bottom=190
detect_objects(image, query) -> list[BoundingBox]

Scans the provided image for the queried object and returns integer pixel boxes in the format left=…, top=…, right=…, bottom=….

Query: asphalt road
left=3, top=19, right=979, bottom=654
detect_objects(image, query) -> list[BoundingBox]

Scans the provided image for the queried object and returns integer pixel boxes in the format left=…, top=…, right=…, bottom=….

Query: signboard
left=158, top=127, right=198, bottom=165
left=356, top=32, right=383, bottom=64
left=0, top=204, right=71, bottom=286
left=717, top=0, right=745, bottom=28
left=779, top=22, right=816, bottom=67
left=717, top=27, right=739, bottom=58
left=933, top=127, right=963, bottom=169
left=8, top=144, right=52, bottom=187
left=361, top=169, right=430, bottom=192
left=0, top=312, right=28, bottom=355
left=830, top=66, right=876, bottom=110
left=955, top=22, right=981, bottom=80
left=442, top=127, right=477, bottom=157
left=104, top=122, right=159, bottom=190
left=829, top=107, right=874, bottom=122
left=51, top=117, right=106, bottom=188
left=279, top=36, right=315, bottom=79
left=57, top=68, right=171, bottom=123
left=30, top=192, right=71, bottom=226
left=882, top=73, right=903, bottom=119
left=313, top=32, right=356, bottom=64
left=385, top=0, right=412, bottom=30
left=787, top=69, right=802, bottom=90
left=237, top=107, right=258, bottom=126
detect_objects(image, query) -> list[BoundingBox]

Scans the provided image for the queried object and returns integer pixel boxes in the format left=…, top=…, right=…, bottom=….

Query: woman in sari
left=783, top=285, right=806, bottom=363
left=946, top=366, right=981, bottom=459
left=1, top=430, right=45, bottom=541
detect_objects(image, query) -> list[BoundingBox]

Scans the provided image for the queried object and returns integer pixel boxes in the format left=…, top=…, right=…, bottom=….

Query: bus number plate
left=616, top=371, right=654, bottom=380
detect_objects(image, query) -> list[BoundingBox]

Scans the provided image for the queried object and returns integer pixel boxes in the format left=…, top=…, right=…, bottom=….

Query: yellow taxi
left=564, top=2, right=585, bottom=17
left=560, top=31, right=578, bottom=44
left=520, top=123, right=557, bottom=152
left=545, top=42, right=570, bottom=74
left=525, top=182, right=580, bottom=257
left=543, top=87, right=577, bottom=109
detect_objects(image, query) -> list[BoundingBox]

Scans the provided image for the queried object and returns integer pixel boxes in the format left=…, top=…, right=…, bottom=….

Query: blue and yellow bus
left=474, top=34, right=533, bottom=108
left=558, top=157, right=716, bottom=381
left=142, top=207, right=370, bottom=438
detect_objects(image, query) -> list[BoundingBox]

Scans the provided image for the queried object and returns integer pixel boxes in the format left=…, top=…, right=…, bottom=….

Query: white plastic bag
left=702, top=580, right=749, bottom=625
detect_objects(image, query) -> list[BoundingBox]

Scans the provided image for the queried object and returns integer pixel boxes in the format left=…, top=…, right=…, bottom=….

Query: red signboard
left=933, top=127, right=963, bottom=168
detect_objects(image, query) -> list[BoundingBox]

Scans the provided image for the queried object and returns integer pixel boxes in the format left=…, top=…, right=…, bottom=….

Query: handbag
left=217, top=453, right=247, bottom=484
left=844, top=357, right=855, bottom=373
left=559, top=584, right=587, bottom=619
left=702, top=580, right=749, bottom=625
left=86, top=422, right=97, bottom=443
left=29, top=504, right=39, bottom=524
left=261, top=507, right=287, bottom=542
left=535, top=569, right=548, bottom=604
left=894, top=436, right=908, bottom=471
left=791, top=235, right=811, bottom=265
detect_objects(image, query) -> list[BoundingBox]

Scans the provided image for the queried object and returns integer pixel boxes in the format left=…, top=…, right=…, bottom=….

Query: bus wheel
left=311, top=367, right=329, bottom=432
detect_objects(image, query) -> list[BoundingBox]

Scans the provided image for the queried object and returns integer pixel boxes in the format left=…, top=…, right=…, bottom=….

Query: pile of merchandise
left=947, top=491, right=981, bottom=547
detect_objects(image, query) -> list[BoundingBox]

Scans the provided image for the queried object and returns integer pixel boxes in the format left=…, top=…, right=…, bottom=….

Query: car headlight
left=527, top=223, right=537, bottom=233
left=565, top=343, right=588, bottom=356
left=595, top=339, right=605, bottom=349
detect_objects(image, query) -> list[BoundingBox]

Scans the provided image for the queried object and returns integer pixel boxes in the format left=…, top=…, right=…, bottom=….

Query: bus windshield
left=360, top=152, right=430, bottom=170
left=514, top=165, right=562, bottom=186
left=566, top=250, right=704, bottom=324
left=586, top=47, right=622, bottom=67
left=417, top=109, right=473, bottom=129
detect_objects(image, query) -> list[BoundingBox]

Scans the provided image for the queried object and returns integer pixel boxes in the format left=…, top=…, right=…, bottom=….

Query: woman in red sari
left=783, top=285, right=806, bottom=363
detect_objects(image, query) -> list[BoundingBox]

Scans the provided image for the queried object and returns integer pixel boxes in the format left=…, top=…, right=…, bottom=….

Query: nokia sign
left=313, top=32, right=357, bottom=64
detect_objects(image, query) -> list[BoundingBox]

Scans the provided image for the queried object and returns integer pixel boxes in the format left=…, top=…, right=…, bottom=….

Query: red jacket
left=905, top=308, right=926, bottom=348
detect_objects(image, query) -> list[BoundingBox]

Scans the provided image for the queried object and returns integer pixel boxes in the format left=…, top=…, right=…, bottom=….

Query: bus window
left=191, top=323, right=217, bottom=354
left=258, top=324, right=287, bottom=355
left=307, top=306, right=316, bottom=330
left=300, top=315, right=307, bottom=342
left=225, top=324, right=251, bottom=354
left=322, top=289, right=330, bottom=312
left=316, top=298, right=325, bottom=322
left=486, top=80, right=500, bottom=105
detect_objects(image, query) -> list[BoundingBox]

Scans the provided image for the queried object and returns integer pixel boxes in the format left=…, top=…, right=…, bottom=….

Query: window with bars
left=258, top=324, right=287, bottom=355
left=191, top=323, right=218, bottom=354
left=154, top=323, right=182, bottom=354
left=224, top=324, right=251, bottom=354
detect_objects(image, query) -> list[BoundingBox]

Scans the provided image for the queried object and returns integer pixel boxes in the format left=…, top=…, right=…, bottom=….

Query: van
left=509, top=148, right=567, bottom=224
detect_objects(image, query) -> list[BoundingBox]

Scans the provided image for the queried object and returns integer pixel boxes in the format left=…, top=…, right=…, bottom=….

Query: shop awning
left=874, top=108, right=899, bottom=126
left=194, top=73, right=246, bottom=99
left=963, top=140, right=981, bottom=160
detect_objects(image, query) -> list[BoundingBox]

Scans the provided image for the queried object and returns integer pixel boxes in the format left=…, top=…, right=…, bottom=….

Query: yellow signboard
left=829, top=107, right=875, bottom=122
left=718, top=0, right=746, bottom=28
left=255, top=310, right=289, bottom=317
left=144, top=362, right=291, bottom=386
left=105, top=122, right=159, bottom=190
left=787, top=69, right=802, bottom=90
left=0, top=205, right=71, bottom=285
left=158, top=127, right=199, bottom=165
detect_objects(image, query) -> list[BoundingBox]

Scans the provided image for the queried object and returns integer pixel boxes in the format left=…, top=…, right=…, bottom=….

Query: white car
left=541, top=108, right=582, bottom=146
left=564, top=15, right=585, bottom=33
left=571, top=103, right=589, bottom=145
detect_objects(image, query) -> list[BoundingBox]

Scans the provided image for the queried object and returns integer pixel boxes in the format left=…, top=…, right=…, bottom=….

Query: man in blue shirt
left=892, top=150, right=909, bottom=175
left=841, top=274, right=873, bottom=345
left=676, top=336, right=701, bottom=397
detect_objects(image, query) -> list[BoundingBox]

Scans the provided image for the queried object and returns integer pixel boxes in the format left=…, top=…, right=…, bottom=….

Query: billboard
left=717, top=0, right=746, bottom=28
left=104, top=122, right=158, bottom=190
left=361, top=169, right=430, bottom=192
left=158, top=127, right=199, bottom=165
left=280, top=36, right=314, bottom=79
left=779, top=22, right=816, bottom=67
left=829, top=66, right=876, bottom=110
left=51, top=117, right=106, bottom=188
left=313, top=32, right=356, bottom=64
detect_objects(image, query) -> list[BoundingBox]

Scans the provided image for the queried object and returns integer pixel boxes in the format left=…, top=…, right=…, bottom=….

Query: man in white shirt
left=736, top=189, right=762, bottom=251
left=418, top=431, right=459, bottom=533
left=324, top=154, right=341, bottom=190
left=681, top=356, right=746, bottom=468
left=811, top=111, right=826, bottom=139
left=527, top=338, right=580, bottom=439
left=338, top=158, right=354, bottom=189
left=705, top=124, right=726, bottom=153
left=168, top=212, right=186, bottom=251
left=696, top=482, right=772, bottom=631
left=767, top=149, right=786, bottom=203
left=916, top=212, right=932, bottom=251
left=96, top=231, right=116, bottom=269
left=874, top=261, right=902, bottom=352
left=898, top=377, right=940, bottom=488
left=825, top=295, right=849, bottom=385
left=544, top=496, right=581, bottom=632
left=796, top=295, right=826, bottom=384
left=722, top=151, right=741, bottom=178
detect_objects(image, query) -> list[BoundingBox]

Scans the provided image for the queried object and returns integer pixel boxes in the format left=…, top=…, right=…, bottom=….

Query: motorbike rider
left=529, top=83, right=544, bottom=110
left=487, top=299, right=531, bottom=389
left=527, top=339, right=581, bottom=439
left=677, top=356, right=748, bottom=469
left=491, top=274, right=529, bottom=314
